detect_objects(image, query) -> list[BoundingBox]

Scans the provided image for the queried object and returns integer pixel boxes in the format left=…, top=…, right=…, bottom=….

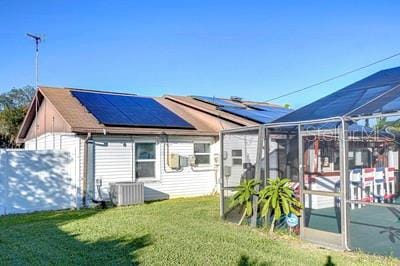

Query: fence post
left=0, top=150, right=9, bottom=215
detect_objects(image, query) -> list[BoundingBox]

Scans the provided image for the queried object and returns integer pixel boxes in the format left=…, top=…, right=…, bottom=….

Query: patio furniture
left=362, top=168, right=375, bottom=203
left=374, top=167, right=385, bottom=203
left=384, top=167, right=396, bottom=203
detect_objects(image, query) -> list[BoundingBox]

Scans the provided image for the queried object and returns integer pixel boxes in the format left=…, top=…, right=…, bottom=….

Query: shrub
left=258, top=177, right=302, bottom=234
left=230, top=179, right=261, bottom=225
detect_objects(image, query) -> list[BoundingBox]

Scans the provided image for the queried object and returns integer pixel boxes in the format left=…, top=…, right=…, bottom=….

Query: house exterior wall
left=90, top=135, right=219, bottom=201
left=222, top=133, right=259, bottom=188
left=26, top=132, right=221, bottom=203
left=221, top=133, right=282, bottom=188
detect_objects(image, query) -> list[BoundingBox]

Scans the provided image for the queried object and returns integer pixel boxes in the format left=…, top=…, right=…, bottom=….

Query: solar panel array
left=303, top=122, right=374, bottom=133
left=247, top=104, right=292, bottom=115
left=219, top=106, right=290, bottom=123
left=72, top=90, right=194, bottom=129
left=275, top=66, right=400, bottom=123
left=192, top=96, right=243, bottom=108
left=191, top=95, right=291, bottom=123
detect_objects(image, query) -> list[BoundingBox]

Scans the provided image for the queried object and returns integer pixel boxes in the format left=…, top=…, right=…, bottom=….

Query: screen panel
left=349, top=204, right=400, bottom=257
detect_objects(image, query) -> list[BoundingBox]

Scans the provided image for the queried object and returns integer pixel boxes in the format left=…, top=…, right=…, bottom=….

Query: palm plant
left=258, top=177, right=302, bottom=234
left=230, top=179, right=260, bottom=225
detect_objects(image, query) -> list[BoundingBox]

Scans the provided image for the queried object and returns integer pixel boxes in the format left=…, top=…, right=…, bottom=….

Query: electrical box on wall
left=224, top=166, right=231, bottom=177
left=168, top=153, right=180, bottom=169
left=179, top=156, right=189, bottom=168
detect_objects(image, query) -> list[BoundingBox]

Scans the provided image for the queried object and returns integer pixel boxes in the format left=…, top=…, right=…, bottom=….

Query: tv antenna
left=26, top=33, right=43, bottom=150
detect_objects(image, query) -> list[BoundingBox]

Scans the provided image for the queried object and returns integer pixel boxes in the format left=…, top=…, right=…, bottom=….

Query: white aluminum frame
left=220, top=110, right=400, bottom=251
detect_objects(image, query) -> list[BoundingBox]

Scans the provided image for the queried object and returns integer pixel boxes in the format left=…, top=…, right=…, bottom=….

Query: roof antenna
left=27, top=33, right=43, bottom=150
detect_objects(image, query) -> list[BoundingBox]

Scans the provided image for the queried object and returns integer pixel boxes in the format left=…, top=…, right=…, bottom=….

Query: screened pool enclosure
left=220, top=67, right=400, bottom=257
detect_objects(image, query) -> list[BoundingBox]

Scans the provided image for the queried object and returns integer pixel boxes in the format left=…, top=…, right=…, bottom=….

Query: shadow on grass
left=0, top=208, right=152, bottom=265
left=238, top=254, right=271, bottom=266
left=324, top=255, right=335, bottom=266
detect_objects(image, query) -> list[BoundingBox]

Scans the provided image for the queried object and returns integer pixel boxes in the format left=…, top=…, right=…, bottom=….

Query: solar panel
left=303, top=122, right=374, bottom=134
left=349, top=85, right=400, bottom=116
left=275, top=66, right=400, bottom=123
left=219, top=106, right=288, bottom=123
left=248, top=104, right=291, bottom=114
left=192, top=96, right=243, bottom=108
left=72, top=91, right=194, bottom=129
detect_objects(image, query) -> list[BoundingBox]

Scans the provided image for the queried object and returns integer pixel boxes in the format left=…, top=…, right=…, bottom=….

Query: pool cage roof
left=275, top=66, right=400, bottom=124
left=220, top=66, right=400, bottom=257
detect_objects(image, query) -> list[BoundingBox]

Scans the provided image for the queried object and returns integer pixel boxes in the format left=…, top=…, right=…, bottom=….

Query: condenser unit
left=110, top=182, right=144, bottom=206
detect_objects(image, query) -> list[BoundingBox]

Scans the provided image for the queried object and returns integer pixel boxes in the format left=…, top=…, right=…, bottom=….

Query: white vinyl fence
left=0, top=149, right=79, bottom=215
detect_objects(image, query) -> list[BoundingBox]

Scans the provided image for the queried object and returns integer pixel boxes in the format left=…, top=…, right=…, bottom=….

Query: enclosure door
left=300, top=134, right=345, bottom=249
left=302, top=192, right=343, bottom=248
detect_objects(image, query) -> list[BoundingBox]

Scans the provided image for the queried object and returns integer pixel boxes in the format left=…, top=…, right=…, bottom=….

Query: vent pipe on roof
left=230, top=96, right=242, bottom=102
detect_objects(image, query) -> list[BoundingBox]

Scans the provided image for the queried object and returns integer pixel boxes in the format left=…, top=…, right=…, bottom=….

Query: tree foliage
left=0, top=86, right=35, bottom=147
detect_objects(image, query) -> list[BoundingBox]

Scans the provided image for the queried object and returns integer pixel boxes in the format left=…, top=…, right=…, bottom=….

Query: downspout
left=82, top=132, right=92, bottom=207
left=219, top=131, right=224, bottom=218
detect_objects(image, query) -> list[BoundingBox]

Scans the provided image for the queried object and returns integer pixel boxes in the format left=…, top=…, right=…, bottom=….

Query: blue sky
left=1, top=1, right=400, bottom=108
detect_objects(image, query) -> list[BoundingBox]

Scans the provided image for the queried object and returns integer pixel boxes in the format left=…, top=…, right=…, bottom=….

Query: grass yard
left=0, top=196, right=399, bottom=265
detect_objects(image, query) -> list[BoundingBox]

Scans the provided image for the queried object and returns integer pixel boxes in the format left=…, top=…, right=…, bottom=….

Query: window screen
left=136, top=143, right=156, bottom=178
left=194, top=143, right=211, bottom=165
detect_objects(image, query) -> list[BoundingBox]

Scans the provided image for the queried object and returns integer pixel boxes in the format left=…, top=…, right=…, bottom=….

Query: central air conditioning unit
left=109, top=182, right=144, bottom=206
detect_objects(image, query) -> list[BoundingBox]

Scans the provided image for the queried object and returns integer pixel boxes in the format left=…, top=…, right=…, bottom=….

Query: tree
left=258, top=177, right=302, bottom=234
left=0, top=86, right=35, bottom=147
left=230, top=179, right=260, bottom=225
left=375, top=117, right=387, bottom=131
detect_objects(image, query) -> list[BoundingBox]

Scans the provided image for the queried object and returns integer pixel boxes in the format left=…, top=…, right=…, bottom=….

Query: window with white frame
left=194, top=143, right=211, bottom=165
left=232, top=149, right=242, bottom=165
left=135, top=142, right=156, bottom=178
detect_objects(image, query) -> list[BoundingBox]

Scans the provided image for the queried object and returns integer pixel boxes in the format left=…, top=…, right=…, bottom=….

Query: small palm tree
left=258, top=177, right=302, bottom=234
left=230, top=179, right=260, bottom=225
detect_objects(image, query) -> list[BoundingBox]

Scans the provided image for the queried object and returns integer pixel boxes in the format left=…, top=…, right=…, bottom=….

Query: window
left=194, top=143, right=211, bottom=165
left=232, top=149, right=242, bottom=165
left=135, top=143, right=156, bottom=178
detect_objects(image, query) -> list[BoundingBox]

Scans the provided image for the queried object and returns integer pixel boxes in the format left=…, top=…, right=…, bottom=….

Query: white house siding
left=91, top=135, right=218, bottom=201
left=221, top=133, right=284, bottom=187
left=25, top=133, right=219, bottom=202
left=148, top=136, right=218, bottom=200
left=222, top=133, right=259, bottom=188
left=92, top=137, right=134, bottom=199
left=25, top=133, right=77, bottom=151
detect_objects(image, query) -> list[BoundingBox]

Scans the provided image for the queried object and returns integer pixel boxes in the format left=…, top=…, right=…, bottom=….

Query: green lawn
left=0, top=196, right=398, bottom=265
